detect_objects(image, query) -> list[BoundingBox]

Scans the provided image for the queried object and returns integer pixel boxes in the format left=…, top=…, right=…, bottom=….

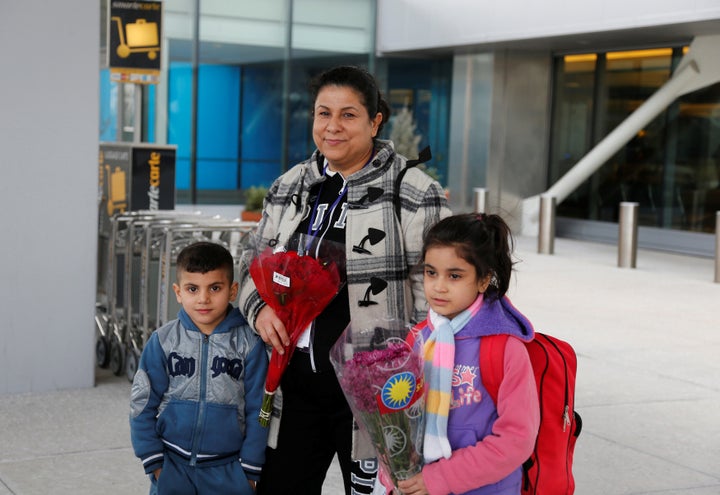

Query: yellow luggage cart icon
left=112, top=16, right=159, bottom=60
left=106, top=165, right=128, bottom=216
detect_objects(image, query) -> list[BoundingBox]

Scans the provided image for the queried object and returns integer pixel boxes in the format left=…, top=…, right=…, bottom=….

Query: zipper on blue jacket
left=189, top=334, right=209, bottom=466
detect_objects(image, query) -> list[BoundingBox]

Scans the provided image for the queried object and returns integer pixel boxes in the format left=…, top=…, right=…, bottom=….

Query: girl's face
left=312, top=85, right=383, bottom=175
left=173, top=269, right=238, bottom=335
left=423, top=246, right=491, bottom=320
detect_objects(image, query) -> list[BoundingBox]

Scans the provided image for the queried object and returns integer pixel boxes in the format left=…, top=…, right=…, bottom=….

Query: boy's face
left=173, top=268, right=238, bottom=335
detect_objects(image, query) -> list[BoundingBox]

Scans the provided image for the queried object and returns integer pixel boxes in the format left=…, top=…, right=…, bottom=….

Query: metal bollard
left=474, top=187, right=488, bottom=214
left=715, top=211, right=720, bottom=283
left=538, top=195, right=556, bottom=255
left=618, top=202, right=639, bottom=268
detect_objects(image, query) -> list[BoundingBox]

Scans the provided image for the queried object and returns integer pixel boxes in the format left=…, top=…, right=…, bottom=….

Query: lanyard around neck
left=304, top=164, right=347, bottom=254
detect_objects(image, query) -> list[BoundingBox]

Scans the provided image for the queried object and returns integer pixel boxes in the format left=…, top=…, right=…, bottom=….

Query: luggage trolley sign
left=108, top=0, right=162, bottom=84
left=98, top=143, right=176, bottom=236
left=131, top=145, right=176, bottom=212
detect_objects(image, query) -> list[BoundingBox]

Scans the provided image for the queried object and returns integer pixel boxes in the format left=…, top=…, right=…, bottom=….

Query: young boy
left=130, top=241, right=269, bottom=495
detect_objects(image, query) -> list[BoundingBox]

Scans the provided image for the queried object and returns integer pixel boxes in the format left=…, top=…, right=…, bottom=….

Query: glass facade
left=99, top=0, right=452, bottom=205
left=550, top=47, right=720, bottom=233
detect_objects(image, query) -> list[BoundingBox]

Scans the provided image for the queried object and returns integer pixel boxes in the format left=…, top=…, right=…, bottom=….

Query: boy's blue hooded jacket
left=130, top=307, right=269, bottom=481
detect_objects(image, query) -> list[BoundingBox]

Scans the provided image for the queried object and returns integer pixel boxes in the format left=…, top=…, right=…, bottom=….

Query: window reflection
left=100, top=1, right=456, bottom=206
left=551, top=47, right=720, bottom=233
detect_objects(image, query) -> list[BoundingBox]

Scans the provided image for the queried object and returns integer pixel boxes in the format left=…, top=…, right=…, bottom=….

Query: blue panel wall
left=168, top=63, right=192, bottom=190
left=197, top=65, right=240, bottom=189
left=168, top=63, right=241, bottom=191
left=240, top=64, right=283, bottom=188
left=99, top=69, right=116, bottom=142
left=97, top=57, right=452, bottom=198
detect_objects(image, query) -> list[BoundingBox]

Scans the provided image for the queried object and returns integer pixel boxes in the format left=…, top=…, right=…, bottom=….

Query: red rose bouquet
left=249, top=234, right=345, bottom=426
left=330, top=319, right=426, bottom=490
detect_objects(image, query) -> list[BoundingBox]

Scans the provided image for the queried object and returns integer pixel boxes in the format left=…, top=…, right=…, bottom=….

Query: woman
left=238, top=65, right=451, bottom=495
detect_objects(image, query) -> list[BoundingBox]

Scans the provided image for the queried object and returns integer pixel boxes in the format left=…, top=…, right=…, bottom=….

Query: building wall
left=446, top=51, right=552, bottom=226
left=164, top=0, right=373, bottom=54
left=447, top=54, right=493, bottom=208
left=0, top=2, right=99, bottom=394
left=377, top=0, right=720, bottom=255
left=488, top=51, right=553, bottom=232
left=376, top=0, right=720, bottom=52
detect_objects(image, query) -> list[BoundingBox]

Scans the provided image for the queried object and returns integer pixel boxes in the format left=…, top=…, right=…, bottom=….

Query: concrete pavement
left=1, top=235, right=718, bottom=494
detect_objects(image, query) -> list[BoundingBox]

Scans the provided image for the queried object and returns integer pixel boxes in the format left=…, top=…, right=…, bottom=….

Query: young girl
left=390, top=213, right=540, bottom=495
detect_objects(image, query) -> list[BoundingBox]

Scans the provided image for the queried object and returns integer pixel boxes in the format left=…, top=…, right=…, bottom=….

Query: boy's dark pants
left=149, top=450, right=253, bottom=495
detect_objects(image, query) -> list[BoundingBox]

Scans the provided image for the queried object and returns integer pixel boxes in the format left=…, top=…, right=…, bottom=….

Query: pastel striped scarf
left=422, top=295, right=484, bottom=463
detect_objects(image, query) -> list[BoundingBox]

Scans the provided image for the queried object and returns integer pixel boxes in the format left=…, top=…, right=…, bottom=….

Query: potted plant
left=241, top=186, right=268, bottom=222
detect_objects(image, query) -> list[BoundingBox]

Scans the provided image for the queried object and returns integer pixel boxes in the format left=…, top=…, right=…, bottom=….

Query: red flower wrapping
left=249, top=244, right=343, bottom=426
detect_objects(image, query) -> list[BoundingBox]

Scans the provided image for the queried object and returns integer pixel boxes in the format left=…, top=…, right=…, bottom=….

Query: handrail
left=522, top=34, right=720, bottom=235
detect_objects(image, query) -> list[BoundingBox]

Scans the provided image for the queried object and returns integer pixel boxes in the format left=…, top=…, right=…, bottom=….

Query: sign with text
left=98, top=142, right=176, bottom=236
left=107, top=0, right=162, bottom=84
left=131, top=145, right=176, bottom=212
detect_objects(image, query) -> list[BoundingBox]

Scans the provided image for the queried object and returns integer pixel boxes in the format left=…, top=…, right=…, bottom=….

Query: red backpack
left=481, top=332, right=582, bottom=495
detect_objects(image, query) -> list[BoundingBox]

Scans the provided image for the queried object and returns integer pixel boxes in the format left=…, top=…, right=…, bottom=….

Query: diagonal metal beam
left=522, top=34, right=720, bottom=235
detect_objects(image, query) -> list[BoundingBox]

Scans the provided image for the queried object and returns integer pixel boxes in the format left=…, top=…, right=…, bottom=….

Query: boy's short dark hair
left=176, top=242, right=235, bottom=283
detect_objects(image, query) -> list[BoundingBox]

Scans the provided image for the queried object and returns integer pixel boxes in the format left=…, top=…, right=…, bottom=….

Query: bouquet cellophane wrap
left=330, top=319, right=426, bottom=490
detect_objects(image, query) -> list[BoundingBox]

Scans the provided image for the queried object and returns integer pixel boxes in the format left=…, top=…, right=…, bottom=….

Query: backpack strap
left=479, top=334, right=509, bottom=406
left=393, top=146, right=432, bottom=220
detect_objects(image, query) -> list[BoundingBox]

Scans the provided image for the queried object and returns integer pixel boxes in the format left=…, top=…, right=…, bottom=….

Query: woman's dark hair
left=176, top=241, right=235, bottom=283
left=421, top=213, right=515, bottom=299
left=309, top=65, right=391, bottom=135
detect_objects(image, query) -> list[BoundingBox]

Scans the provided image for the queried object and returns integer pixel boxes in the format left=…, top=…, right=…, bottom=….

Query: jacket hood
left=448, top=295, right=535, bottom=342
left=178, top=306, right=247, bottom=334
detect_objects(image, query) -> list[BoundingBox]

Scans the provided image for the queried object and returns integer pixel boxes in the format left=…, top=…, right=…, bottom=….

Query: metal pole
left=715, top=211, right=720, bottom=283
left=116, top=84, right=123, bottom=142
left=474, top=187, right=488, bottom=214
left=279, top=0, right=293, bottom=174
left=538, top=195, right=556, bottom=255
left=618, top=202, right=639, bottom=268
left=189, top=0, right=200, bottom=204
left=133, top=83, right=142, bottom=143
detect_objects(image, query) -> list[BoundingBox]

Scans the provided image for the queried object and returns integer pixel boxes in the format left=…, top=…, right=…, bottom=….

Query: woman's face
left=313, top=84, right=383, bottom=175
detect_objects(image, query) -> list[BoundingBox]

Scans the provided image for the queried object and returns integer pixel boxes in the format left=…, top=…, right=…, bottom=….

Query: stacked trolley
left=95, top=210, right=258, bottom=381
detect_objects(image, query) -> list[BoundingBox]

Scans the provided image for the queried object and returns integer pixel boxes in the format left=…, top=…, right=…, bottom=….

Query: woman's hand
left=397, top=473, right=428, bottom=495
left=254, top=305, right=289, bottom=354
left=152, top=467, right=162, bottom=481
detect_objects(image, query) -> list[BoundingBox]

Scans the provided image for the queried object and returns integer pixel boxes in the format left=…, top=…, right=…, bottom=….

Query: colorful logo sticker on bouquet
left=377, top=371, right=422, bottom=413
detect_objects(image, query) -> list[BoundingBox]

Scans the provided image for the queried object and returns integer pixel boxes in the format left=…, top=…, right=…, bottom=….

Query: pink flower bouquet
left=330, top=319, right=426, bottom=489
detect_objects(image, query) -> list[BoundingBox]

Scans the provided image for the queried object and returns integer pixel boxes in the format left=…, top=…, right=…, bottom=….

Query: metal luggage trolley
left=95, top=210, right=206, bottom=377
left=120, top=212, right=210, bottom=381
left=96, top=211, right=149, bottom=376
left=154, top=219, right=256, bottom=330
left=122, top=216, right=257, bottom=382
